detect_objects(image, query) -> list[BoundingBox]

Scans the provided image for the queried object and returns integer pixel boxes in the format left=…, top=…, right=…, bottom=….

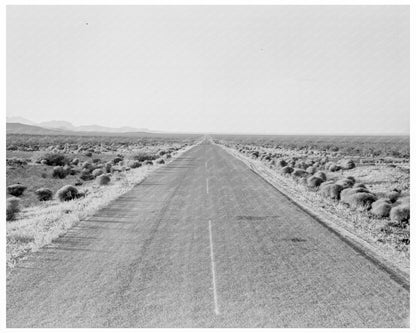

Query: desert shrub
left=319, top=182, right=343, bottom=200
left=292, top=168, right=308, bottom=177
left=92, top=158, right=101, bottom=163
left=326, top=162, right=341, bottom=172
left=80, top=169, right=94, bottom=181
left=39, top=153, right=69, bottom=166
left=71, top=158, right=79, bottom=165
left=113, top=157, right=123, bottom=164
left=56, top=185, right=79, bottom=201
left=7, top=184, right=27, bottom=197
left=251, top=151, right=259, bottom=158
left=277, top=159, right=287, bottom=168
left=84, top=152, right=93, bottom=157
left=336, top=178, right=355, bottom=189
left=307, top=176, right=324, bottom=188
left=6, top=157, right=28, bottom=167
left=306, top=166, right=316, bottom=174
left=92, top=169, right=104, bottom=178
left=96, top=174, right=111, bottom=185
left=353, top=183, right=367, bottom=189
left=82, top=161, right=93, bottom=170
left=295, top=161, right=308, bottom=170
left=104, top=162, right=113, bottom=173
left=281, top=166, right=293, bottom=174
left=63, top=165, right=74, bottom=175
left=74, top=179, right=83, bottom=186
left=133, top=153, right=158, bottom=162
left=145, top=161, right=154, bottom=165
left=52, top=166, right=66, bottom=179
left=129, top=161, right=142, bottom=169
left=314, top=171, right=327, bottom=181
left=371, top=199, right=392, bottom=218
left=166, top=153, right=172, bottom=159
left=339, top=159, right=356, bottom=170
left=159, top=150, right=166, bottom=156
left=340, top=188, right=376, bottom=209
left=157, top=159, right=165, bottom=164
left=6, top=197, right=20, bottom=221
left=387, top=190, right=401, bottom=203
left=35, top=188, right=53, bottom=201
left=390, top=202, right=410, bottom=223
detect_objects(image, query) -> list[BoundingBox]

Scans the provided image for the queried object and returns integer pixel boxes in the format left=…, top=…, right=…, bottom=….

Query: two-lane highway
left=7, top=142, right=409, bottom=327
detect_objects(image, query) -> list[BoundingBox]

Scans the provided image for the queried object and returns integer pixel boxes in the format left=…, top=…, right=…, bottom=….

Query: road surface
left=7, top=142, right=409, bottom=327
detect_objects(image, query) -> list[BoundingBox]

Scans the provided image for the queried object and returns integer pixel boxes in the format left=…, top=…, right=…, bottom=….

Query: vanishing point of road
left=7, top=142, right=409, bottom=328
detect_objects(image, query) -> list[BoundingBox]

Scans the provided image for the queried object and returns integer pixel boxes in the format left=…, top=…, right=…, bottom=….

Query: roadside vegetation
left=214, top=134, right=410, bottom=270
left=6, top=133, right=199, bottom=269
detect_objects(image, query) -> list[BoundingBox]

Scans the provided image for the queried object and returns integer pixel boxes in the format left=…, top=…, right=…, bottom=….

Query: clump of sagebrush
left=326, top=162, right=341, bottom=172
left=35, top=188, right=53, bottom=201
left=128, top=161, right=142, bottom=169
left=52, top=166, right=66, bottom=179
left=319, top=181, right=343, bottom=200
left=157, top=159, right=165, bottom=164
left=371, top=199, right=392, bottom=218
left=387, top=189, right=401, bottom=203
left=145, top=161, right=154, bottom=165
left=339, top=159, right=356, bottom=170
left=306, top=166, right=316, bottom=174
left=133, top=152, right=158, bottom=162
left=276, top=159, right=287, bottom=167
left=281, top=166, right=293, bottom=174
left=96, top=174, right=111, bottom=185
left=56, top=185, right=80, bottom=201
left=6, top=197, right=20, bottom=221
left=38, top=152, right=69, bottom=166
left=292, top=168, right=308, bottom=178
left=104, top=162, right=113, bottom=173
left=80, top=169, right=94, bottom=181
left=307, top=175, right=324, bottom=188
left=340, top=187, right=377, bottom=209
left=314, top=171, right=327, bottom=181
left=71, top=158, right=79, bottom=166
left=6, top=157, right=28, bottom=167
left=389, top=198, right=410, bottom=224
left=335, top=177, right=355, bottom=189
left=82, top=161, right=93, bottom=170
left=92, top=168, right=104, bottom=178
left=7, top=184, right=27, bottom=197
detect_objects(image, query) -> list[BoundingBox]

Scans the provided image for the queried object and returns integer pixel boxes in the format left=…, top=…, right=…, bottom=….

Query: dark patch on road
left=236, top=215, right=279, bottom=221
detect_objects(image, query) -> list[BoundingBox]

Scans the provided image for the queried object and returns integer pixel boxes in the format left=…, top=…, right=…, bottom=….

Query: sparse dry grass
left=223, top=145, right=410, bottom=273
left=6, top=144, right=195, bottom=270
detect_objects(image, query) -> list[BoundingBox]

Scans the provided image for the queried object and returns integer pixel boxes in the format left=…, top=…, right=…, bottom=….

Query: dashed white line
left=208, top=220, right=220, bottom=315
left=206, top=178, right=209, bottom=194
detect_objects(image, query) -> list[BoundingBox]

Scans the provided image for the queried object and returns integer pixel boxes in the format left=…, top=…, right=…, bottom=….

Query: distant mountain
left=6, top=116, right=151, bottom=134
left=6, top=123, right=66, bottom=135
left=6, top=116, right=37, bottom=126
left=38, top=120, right=77, bottom=131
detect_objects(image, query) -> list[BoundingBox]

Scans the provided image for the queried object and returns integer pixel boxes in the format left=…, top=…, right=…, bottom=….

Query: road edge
left=218, top=144, right=410, bottom=291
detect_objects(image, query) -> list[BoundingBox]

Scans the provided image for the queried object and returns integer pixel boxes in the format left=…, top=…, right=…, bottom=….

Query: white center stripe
left=208, top=220, right=220, bottom=315
left=206, top=178, right=209, bottom=194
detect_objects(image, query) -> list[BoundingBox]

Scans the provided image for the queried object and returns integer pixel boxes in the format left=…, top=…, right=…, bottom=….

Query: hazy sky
left=7, top=6, right=409, bottom=134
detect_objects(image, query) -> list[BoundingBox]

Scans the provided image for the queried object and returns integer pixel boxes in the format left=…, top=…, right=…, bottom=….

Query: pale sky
left=7, top=6, right=409, bottom=134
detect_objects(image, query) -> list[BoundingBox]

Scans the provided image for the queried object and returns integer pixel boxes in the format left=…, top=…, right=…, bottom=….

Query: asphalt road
left=7, top=142, right=409, bottom=328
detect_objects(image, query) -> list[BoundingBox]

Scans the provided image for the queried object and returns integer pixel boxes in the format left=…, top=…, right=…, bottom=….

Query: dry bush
left=80, top=169, right=94, bottom=181
left=6, top=197, right=20, bottom=221
left=128, top=161, right=142, bottom=169
left=37, top=152, right=69, bottom=166
left=339, top=159, right=356, bottom=170
left=314, top=171, right=327, bottom=181
left=281, top=166, right=293, bottom=174
left=292, top=168, right=308, bottom=177
left=371, top=199, right=392, bottom=218
left=96, top=174, right=111, bottom=185
left=340, top=187, right=376, bottom=209
left=335, top=177, right=355, bottom=189
left=35, top=188, right=53, bottom=201
left=306, top=166, right=316, bottom=174
left=319, top=181, right=343, bottom=200
left=390, top=201, right=410, bottom=223
left=92, top=169, right=104, bottom=178
left=276, top=159, right=287, bottom=168
left=52, top=166, right=66, bottom=179
left=56, top=185, right=79, bottom=202
left=7, top=184, right=27, bottom=197
left=307, top=175, right=324, bottom=188
left=387, top=190, right=401, bottom=203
